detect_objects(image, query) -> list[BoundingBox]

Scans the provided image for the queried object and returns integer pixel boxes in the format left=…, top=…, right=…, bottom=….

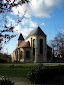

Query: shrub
left=0, top=59, right=7, bottom=63
left=27, top=64, right=64, bottom=84
left=27, top=64, right=46, bottom=84
left=0, top=76, right=14, bottom=85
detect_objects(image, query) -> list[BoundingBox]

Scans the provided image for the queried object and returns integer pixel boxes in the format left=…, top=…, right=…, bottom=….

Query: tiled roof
left=18, top=41, right=30, bottom=48
left=18, top=33, right=24, bottom=40
left=26, top=26, right=46, bottom=38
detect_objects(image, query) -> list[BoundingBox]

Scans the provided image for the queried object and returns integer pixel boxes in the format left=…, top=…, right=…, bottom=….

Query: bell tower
left=16, top=33, right=24, bottom=48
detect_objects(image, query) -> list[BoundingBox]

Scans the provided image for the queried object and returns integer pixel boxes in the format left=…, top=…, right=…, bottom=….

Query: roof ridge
left=26, top=26, right=46, bottom=38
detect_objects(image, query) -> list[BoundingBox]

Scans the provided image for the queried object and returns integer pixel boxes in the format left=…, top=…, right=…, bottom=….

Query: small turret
left=16, top=33, right=24, bottom=48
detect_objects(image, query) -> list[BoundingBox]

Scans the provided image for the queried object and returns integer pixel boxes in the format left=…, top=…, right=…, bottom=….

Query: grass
left=0, top=62, right=64, bottom=67
left=43, top=63, right=64, bottom=66
left=0, top=63, right=64, bottom=78
left=0, top=63, right=38, bottom=78
left=0, top=68, right=29, bottom=77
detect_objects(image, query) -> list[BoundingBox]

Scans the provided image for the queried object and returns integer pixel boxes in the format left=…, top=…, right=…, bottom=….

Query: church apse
left=11, top=26, right=48, bottom=63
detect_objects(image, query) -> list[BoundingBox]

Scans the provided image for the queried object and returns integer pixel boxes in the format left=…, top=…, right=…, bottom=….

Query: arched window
left=33, top=39, right=35, bottom=48
left=26, top=51, right=30, bottom=58
left=40, top=39, right=43, bottom=54
left=33, top=39, right=35, bottom=55
left=20, top=51, right=22, bottom=59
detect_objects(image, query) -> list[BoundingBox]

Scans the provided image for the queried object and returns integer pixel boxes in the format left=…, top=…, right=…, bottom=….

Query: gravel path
left=9, top=77, right=31, bottom=85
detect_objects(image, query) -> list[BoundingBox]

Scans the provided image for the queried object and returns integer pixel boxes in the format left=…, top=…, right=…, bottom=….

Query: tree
left=60, top=43, right=64, bottom=57
left=50, top=32, right=64, bottom=58
left=50, top=40, right=56, bottom=58
left=0, top=0, right=29, bottom=51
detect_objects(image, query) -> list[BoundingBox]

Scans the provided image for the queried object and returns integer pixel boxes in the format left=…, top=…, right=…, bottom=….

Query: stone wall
left=11, top=35, right=47, bottom=63
left=23, top=48, right=32, bottom=63
left=11, top=51, right=16, bottom=62
left=25, top=35, right=47, bottom=63
left=19, top=48, right=24, bottom=62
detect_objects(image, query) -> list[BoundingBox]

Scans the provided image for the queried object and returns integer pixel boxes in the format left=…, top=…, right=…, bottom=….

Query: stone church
left=11, top=26, right=52, bottom=63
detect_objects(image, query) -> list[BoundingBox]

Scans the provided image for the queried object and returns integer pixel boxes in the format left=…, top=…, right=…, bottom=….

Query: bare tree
left=60, top=44, right=64, bottom=57
left=50, top=32, right=64, bottom=58
left=0, top=0, right=29, bottom=51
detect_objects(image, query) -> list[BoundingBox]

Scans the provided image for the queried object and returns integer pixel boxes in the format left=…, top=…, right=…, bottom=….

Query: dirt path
left=8, top=77, right=64, bottom=85
left=9, top=77, right=36, bottom=85
left=9, top=77, right=64, bottom=85
left=9, top=77, right=29, bottom=85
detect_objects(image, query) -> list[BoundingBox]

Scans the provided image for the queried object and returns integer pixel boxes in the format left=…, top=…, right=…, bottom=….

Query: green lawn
left=0, top=63, right=64, bottom=78
left=1, top=62, right=64, bottom=67
left=0, top=68, right=29, bottom=77
left=0, top=63, right=38, bottom=78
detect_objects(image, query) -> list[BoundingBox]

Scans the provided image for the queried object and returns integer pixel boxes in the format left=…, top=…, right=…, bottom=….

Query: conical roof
left=27, top=26, right=46, bottom=38
left=18, top=33, right=24, bottom=40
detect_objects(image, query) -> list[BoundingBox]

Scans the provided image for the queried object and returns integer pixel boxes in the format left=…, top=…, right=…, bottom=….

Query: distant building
left=11, top=26, right=52, bottom=63
left=47, top=45, right=52, bottom=61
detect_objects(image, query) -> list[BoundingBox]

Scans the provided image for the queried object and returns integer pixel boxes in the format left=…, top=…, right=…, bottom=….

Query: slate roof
left=26, top=26, right=46, bottom=38
left=18, top=33, right=24, bottom=40
left=18, top=41, right=30, bottom=48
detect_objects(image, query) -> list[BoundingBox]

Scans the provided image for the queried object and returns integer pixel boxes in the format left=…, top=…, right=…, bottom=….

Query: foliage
left=27, top=64, right=64, bottom=84
left=0, top=0, right=29, bottom=50
left=0, top=53, right=10, bottom=63
left=0, top=0, right=29, bottom=13
left=0, top=76, right=14, bottom=85
left=0, top=59, right=7, bottom=63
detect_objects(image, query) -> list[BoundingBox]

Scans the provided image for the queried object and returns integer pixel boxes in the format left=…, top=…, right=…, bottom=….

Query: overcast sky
left=2, top=0, right=64, bottom=54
